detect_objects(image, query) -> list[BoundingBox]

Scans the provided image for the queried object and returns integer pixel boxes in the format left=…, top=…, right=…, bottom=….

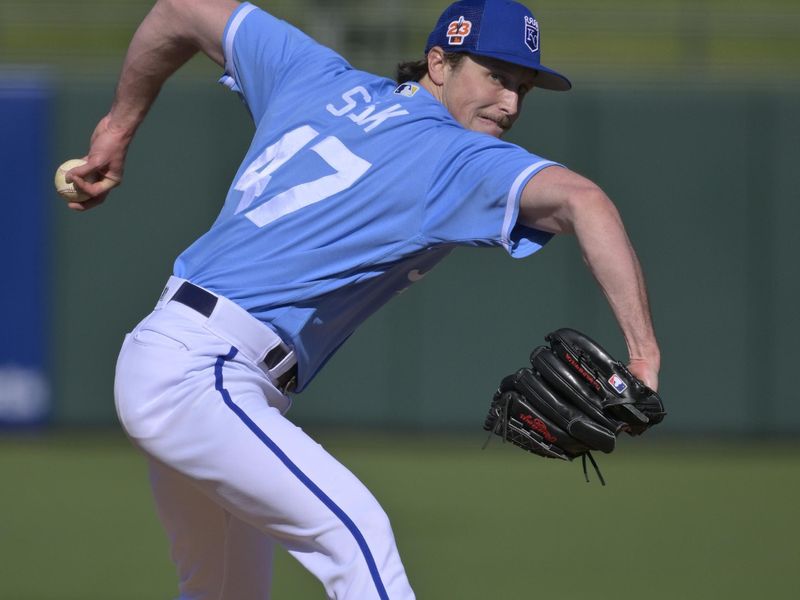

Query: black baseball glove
left=483, top=328, right=665, bottom=484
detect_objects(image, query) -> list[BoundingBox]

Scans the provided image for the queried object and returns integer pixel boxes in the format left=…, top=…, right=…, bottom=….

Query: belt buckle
left=281, top=375, right=297, bottom=394
left=276, top=366, right=297, bottom=393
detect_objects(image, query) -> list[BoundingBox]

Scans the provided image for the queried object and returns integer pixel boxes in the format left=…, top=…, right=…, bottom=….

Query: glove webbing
left=482, top=394, right=607, bottom=486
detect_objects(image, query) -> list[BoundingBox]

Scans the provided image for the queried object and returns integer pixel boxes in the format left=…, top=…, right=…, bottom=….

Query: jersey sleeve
left=219, top=3, right=352, bottom=122
left=423, top=131, right=561, bottom=258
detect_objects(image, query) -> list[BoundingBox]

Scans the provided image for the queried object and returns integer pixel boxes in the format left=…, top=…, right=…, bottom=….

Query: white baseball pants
left=114, top=277, right=415, bottom=600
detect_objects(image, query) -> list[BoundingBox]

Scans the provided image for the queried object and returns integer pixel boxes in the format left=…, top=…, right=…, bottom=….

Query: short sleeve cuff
left=218, top=2, right=259, bottom=93
left=501, top=160, right=560, bottom=258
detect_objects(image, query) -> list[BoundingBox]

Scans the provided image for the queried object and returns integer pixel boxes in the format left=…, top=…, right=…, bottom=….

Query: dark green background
left=51, top=80, right=800, bottom=433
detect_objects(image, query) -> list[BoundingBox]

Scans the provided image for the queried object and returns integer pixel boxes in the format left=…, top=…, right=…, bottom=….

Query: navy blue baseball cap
left=425, top=0, right=571, bottom=91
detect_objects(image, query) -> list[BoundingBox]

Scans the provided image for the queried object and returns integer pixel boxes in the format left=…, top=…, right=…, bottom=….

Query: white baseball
left=54, top=159, right=94, bottom=202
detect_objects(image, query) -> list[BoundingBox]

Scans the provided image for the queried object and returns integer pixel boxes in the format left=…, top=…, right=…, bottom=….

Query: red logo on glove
left=519, top=413, right=557, bottom=443
left=563, top=352, right=601, bottom=392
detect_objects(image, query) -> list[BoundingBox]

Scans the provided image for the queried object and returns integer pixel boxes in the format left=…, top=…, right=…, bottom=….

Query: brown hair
left=395, top=52, right=466, bottom=82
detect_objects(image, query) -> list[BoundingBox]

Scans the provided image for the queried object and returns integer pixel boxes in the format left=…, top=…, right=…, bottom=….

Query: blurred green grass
left=1, top=431, right=798, bottom=599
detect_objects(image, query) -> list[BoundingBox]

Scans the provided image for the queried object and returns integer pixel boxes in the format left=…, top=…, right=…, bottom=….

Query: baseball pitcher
left=64, top=0, right=661, bottom=598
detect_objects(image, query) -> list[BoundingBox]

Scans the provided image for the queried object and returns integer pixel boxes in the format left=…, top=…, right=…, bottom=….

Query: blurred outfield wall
left=2, top=0, right=799, bottom=433
left=49, top=82, right=800, bottom=434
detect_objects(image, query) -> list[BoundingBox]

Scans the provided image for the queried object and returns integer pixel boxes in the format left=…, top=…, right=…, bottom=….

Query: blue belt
left=172, top=281, right=298, bottom=392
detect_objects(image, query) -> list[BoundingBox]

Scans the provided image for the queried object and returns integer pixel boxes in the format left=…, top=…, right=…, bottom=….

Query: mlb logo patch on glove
left=483, top=328, right=666, bottom=484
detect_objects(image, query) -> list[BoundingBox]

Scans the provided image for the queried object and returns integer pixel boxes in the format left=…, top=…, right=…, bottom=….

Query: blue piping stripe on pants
left=214, top=347, right=390, bottom=600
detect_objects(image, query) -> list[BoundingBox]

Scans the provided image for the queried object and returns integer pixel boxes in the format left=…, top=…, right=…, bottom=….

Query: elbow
left=155, top=0, right=196, bottom=30
left=518, top=168, right=619, bottom=234
left=564, top=184, right=621, bottom=233
left=158, top=0, right=187, bottom=12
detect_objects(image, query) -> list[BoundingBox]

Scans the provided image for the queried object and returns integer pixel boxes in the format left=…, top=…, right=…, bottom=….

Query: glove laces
left=582, top=452, right=606, bottom=486
left=482, top=393, right=511, bottom=450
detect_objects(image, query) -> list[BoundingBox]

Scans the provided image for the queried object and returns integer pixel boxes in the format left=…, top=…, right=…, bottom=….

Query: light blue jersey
left=174, top=3, right=560, bottom=390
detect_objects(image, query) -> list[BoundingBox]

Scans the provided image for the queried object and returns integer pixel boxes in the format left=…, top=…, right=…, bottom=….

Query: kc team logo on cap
left=447, top=16, right=473, bottom=45
left=425, top=1, right=571, bottom=91
left=524, top=15, right=539, bottom=53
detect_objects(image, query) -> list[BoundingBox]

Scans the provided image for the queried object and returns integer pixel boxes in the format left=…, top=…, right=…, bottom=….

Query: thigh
left=202, top=365, right=414, bottom=600
left=116, top=310, right=413, bottom=599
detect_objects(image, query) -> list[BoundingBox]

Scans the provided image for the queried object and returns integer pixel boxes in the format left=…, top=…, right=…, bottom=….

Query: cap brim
left=489, top=53, right=571, bottom=91
left=530, top=65, right=572, bottom=92
left=455, top=48, right=572, bottom=91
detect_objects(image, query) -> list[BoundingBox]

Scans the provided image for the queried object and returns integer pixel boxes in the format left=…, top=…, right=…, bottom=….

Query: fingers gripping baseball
left=71, top=159, right=121, bottom=194
left=56, top=115, right=129, bottom=211
left=55, top=158, right=120, bottom=211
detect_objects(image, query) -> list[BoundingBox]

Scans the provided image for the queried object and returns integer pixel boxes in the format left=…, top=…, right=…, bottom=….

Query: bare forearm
left=68, top=0, right=235, bottom=209
left=107, top=0, right=211, bottom=139
left=572, top=193, right=660, bottom=373
left=520, top=168, right=660, bottom=375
